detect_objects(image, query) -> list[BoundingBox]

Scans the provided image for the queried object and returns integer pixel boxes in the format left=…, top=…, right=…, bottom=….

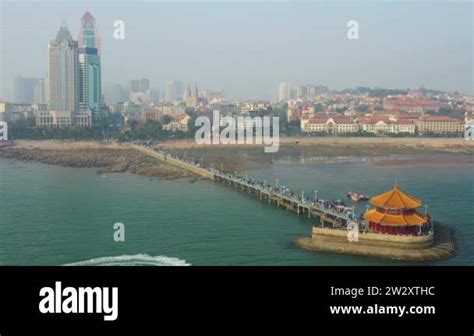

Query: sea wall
left=312, top=227, right=434, bottom=250
left=296, top=223, right=456, bottom=261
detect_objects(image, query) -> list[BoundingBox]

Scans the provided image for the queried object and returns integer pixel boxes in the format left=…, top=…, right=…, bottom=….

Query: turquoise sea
left=0, top=154, right=472, bottom=265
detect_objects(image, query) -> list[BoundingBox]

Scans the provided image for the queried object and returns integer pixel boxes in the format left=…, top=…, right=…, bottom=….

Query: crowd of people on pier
left=155, top=146, right=362, bottom=226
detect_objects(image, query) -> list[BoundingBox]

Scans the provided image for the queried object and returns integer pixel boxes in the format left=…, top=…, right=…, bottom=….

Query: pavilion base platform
left=295, top=223, right=456, bottom=262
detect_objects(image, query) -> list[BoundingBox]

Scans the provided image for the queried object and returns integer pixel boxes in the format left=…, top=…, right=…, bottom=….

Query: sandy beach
left=157, top=136, right=474, bottom=152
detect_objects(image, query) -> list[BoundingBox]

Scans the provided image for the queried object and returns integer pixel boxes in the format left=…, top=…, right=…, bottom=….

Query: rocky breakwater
left=0, top=144, right=196, bottom=180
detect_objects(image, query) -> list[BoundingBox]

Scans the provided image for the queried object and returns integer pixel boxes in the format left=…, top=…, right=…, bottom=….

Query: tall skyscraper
left=77, top=11, right=102, bottom=120
left=77, top=10, right=101, bottom=54
left=49, top=23, right=79, bottom=117
left=278, top=82, right=290, bottom=101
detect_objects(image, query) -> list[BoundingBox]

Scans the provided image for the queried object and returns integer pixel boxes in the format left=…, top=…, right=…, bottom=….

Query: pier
left=130, top=144, right=456, bottom=261
left=131, top=144, right=360, bottom=230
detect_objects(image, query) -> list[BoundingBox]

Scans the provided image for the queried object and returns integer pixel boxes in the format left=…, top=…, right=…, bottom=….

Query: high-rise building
left=14, top=76, right=38, bottom=104
left=175, top=81, right=184, bottom=101
left=306, top=85, right=317, bottom=97
left=165, top=81, right=177, bottom=102
left=77, top=11, right=102, bottom=121
left=151, top=88, right=161, bottom=103
left=128, top=78, right=151, bottom=104
left=77, top=10, right=101, bottom=54
left=184, top=84, right=199, bottom=107
left=130, top=78, right=150, bottom=93
left=278, top=82, right=290, bottom=101
left=33, top=78, right=47, bottom=104
left=49, top=23, right=79, bottom=118
left=203, top=89, right=225, bottom=102
left=296, top=85, right=308, bottom=99
left=103, top=84, right=128, bottom=105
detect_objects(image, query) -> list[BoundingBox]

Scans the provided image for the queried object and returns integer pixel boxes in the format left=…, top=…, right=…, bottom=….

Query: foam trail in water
left=64, top=254, right=190, bottom=266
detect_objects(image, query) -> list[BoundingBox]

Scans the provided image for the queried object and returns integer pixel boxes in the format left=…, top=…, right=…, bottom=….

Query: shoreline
left=0, top=140, right=196, bottom=180
left=157, top=136, right=474, bottom=153
left=0, top=139, right=472, bottom=176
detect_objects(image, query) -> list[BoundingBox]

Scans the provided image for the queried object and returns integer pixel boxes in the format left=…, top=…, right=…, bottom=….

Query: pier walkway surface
left=130, top=144, right=359, bottom=228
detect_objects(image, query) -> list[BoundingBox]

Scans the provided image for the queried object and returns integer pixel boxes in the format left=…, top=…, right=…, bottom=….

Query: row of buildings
left=282, top=87, right=472, bottom=136
left=300, top=113, right=464, bottom=135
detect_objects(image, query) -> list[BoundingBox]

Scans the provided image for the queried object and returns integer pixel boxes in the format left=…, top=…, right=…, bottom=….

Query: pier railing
left=132, top=143, right=365, bottom=229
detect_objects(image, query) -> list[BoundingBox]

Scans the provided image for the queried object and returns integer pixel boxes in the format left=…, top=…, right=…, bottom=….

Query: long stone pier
left=131, top=144, right=354, bottom=227
left=131, top=144, right=456, bottom=261
left=130, top=144, right=215, bottom=180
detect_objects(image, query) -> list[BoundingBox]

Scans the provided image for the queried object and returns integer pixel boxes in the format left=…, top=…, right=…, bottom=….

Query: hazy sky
left=1, top=0, right=472, bottom=100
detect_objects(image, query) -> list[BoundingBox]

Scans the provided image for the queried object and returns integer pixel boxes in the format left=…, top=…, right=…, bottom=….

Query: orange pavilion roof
left=364, top=208, right=428, bottom=227
left=369, top=186, right=422, bottom=209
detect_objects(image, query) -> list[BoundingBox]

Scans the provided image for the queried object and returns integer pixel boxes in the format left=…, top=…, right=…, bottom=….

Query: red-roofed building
left=360, top=117, right=415, bottom=134
left=383, top=97, right=443, bottom=113
left=415, top=116, right=464, bottom=135
left=396, top=112, right=423, bottom=120
left=301, top=115, right=358, bottom=134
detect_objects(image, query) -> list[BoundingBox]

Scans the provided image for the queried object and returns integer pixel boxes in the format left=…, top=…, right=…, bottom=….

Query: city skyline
left=1, top=1, right=473, bottom=101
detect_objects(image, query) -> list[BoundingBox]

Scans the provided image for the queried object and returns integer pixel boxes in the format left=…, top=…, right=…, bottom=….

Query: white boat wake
left=64, top=254, right=190, bottom=266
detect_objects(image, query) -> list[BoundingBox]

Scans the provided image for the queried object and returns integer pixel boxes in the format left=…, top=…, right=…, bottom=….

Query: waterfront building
left=48, top=23, right=79, bottom=120
left=77, top=11, right=102, bottom=120
left=43, top=23, right=92, bottom=127
left=415, top=116, right=464, bottom=135
left=300, top=115, right=358, bottom=134
left=360, top=117, right=415, bottom=135
left=364, top=186, right=431, bottom=236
